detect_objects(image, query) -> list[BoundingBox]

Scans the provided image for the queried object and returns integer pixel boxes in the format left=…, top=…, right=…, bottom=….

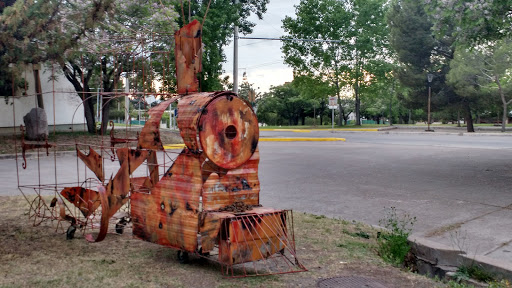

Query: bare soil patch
left=0, top=196, right=445, bottom=288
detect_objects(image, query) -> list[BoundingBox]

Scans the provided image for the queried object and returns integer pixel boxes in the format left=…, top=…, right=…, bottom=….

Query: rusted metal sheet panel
left=131, top=151, right=203, bottom=251
left=76, top=147, right=104, bottom=182
left=175, top=20, right=202, bottom=94
left=218, top=210, right=287, bottom=265
left=202, top=148, right=260, bottom=211
left=177, top=92, right=215, bottom=151
left=198, top=212, right=234, bottom=253
left=138, top=97, right=179, bottom=150
left=60, top=187, right=100, bottom=217
left=198, top=94, right=259, bottom=169
left=177, top=91, right=259, bottom=169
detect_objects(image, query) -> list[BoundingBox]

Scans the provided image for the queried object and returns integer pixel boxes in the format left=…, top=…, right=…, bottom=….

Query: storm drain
left=317, top=276, right=388, bottom=288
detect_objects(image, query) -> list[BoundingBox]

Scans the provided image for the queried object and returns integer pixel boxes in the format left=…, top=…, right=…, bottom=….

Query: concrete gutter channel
left=3, top=126, right=512, bottom=284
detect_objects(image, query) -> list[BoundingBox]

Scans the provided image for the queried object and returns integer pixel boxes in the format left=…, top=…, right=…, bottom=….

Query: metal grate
left=317, top=276, right=388, bottom=288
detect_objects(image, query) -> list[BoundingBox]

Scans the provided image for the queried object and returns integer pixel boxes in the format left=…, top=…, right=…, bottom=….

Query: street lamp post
left=426, top=73, right=434, bottom=132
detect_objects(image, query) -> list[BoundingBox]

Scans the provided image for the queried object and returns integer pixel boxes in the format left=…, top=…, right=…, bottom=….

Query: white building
left=0, top=63, right=86, bottom=134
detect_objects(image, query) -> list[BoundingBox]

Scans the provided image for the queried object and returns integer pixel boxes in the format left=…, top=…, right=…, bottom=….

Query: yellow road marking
left=163, top=137, right=346, bottom=149
left=163, top=144, right=185, bottom=150
left=260, top=129, right=311, bottom=133
left=260, top=138, right=346, bottom=142
left=260, top=128, right=378, bottom=132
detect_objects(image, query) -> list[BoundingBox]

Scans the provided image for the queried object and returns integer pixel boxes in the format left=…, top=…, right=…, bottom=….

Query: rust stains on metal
left=198, top=94, right=259, bottom=169
left=60, top=187, right=100, bottom=217
left=76, top=147, right=104, bottom=182
left=202, top=148, right=260, bottom=211
left=138, top=97, right=179, bottom=150
left=86, top=148, right=148, bottom=242
left=175, top=20, right=202, bottom=94
left=131, top=150, right=203, bottom=251
left=219, top=209, right=288, bottom=265
left=20, top=125, right=53, bottom=169
left=177, top=92, right=215, bottom=151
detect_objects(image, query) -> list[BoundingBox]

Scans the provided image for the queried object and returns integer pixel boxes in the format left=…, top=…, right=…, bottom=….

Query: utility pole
left=233, top=0, right=239, bottom=94
left=125, top=74, right=130, bottom=124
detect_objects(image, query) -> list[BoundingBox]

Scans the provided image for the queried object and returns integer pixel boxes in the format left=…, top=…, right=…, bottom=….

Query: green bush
left=377, top=207, right=416, bottom=266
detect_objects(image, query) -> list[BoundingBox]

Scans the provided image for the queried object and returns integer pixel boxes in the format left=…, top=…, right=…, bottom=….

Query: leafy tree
left=282, top=0, right=390, bottom=126
left=429, top=0, right=512, bottom=44
left=256, top=82, right=316, bottom=126
left=387, top=0, right=480, bottom=132
left=54, top=0, right=179, bottom=133
left=0, top=0, right=116, bottom=104
left=292, top=75, right=334, bottom=125
left=448, top=39, right=512, bottom=132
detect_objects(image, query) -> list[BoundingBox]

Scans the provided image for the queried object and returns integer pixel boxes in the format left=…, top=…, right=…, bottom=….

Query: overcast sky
left=221, top=0, right=301, bottom=93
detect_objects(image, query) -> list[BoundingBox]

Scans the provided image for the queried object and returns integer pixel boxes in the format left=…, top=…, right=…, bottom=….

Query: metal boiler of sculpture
left=14, top=20, right=306, bottom=277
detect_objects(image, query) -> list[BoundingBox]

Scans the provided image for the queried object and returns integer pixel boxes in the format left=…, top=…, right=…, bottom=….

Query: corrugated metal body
left=202, top=149, right=260, bottom=211
left=131, top=151, right=202, bottom=251
left=177, top=92, right=216, bottom=151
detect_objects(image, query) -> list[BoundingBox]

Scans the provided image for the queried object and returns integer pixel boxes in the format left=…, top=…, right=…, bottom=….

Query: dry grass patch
left=0, top=197, right=444, bottom=288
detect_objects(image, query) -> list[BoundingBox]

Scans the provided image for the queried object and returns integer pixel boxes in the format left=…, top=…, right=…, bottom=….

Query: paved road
left=1, top=131, right=511, bottom=268
left=261, top=129, right=512, bottom=149
left=258, top=132, right=512, bottom=266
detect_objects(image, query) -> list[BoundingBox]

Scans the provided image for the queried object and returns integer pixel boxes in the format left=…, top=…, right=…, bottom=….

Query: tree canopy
left=282, top=0, right=391, bottom=125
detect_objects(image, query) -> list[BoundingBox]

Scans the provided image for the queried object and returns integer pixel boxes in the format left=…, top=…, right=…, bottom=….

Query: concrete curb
left=0, top=150, right=76, bottom=160
left=409, top=235, right=512, bottom=281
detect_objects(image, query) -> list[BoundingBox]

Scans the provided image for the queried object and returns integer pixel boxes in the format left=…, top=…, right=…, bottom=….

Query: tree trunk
left=502, top=103, right=507, bottom=132
left=355, top=82, right=361, bottom=125
left=464, top=101, right=474, bottom=132
left=33, top=65, right=44, bottom=109
left=83, top=96, right=96, bottom=133
left=100, top=95, right=112, bottom=135
left=496, top=76, right=508, bottom=132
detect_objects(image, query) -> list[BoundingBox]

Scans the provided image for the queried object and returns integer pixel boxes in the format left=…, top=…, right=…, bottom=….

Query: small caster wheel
left=115, top=223, right=124, bottom=234
left=279, top=248, right=285, bottom=255
left=66, top=225, right=76, bottom=240
left=115, top=217, right=128, bottom=234
left=177, top=250, right=189, bottom=264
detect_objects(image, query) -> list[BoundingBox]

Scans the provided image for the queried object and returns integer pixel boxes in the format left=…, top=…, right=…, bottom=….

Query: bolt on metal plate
left=317, top=276, right=388, bottom=288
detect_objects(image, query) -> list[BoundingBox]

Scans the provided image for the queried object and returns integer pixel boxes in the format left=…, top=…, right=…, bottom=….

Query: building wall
left=0, top=63, right=86, bottom=130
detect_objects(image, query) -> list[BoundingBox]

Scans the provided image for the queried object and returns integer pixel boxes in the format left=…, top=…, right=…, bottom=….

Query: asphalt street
left=1, top=130, right=511, bottom=269
left=258, top=131, right=512, bottom=266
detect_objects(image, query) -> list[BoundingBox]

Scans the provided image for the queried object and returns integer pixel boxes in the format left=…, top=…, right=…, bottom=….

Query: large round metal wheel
left=198, top=95, right=259, bottom=169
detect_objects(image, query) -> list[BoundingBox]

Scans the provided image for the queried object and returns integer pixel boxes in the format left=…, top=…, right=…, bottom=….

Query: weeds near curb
left=377, top=207, right=416, bottom=267
left=455, top=265, right=494, bottom=283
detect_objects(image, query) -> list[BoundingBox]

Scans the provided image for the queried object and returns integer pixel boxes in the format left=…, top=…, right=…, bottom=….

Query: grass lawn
left=0, top=196, right=444, bottom=288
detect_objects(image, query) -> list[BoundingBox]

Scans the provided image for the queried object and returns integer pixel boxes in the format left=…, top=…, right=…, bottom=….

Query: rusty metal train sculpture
left=15, top=20, right=305, bottom=276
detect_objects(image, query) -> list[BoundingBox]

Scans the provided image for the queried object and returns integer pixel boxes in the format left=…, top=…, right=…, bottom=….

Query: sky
left=221, top=0, right=301, bottom=93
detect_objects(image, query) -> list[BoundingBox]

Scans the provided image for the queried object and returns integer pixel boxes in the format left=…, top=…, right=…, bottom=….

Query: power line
left=238, top=36, right=343, bottom=43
